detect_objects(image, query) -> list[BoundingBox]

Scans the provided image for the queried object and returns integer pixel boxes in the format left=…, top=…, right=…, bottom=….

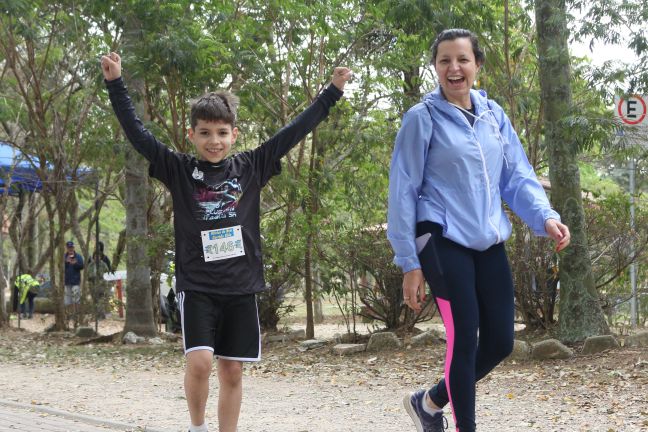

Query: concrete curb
left=0, top=399, right=171, bottom=432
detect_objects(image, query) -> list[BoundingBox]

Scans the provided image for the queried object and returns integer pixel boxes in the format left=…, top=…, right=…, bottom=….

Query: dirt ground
left=0, top=314, right=646, bottom=432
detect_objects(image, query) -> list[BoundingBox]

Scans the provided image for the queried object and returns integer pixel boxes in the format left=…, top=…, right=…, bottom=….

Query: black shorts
left=177, top=291, right=261, bottom=362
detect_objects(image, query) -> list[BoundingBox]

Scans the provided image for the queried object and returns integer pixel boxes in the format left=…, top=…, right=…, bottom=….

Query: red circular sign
left=617, top=96, right=647, bottom=125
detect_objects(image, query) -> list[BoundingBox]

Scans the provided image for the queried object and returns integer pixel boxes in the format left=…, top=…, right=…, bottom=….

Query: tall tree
left=118, top=12, right=156, bottom=337
left=0, top=1, right=102, bottom=329
left=535, top=0, right=609, bottom=341
left=235, top=0, right=367, bottom=338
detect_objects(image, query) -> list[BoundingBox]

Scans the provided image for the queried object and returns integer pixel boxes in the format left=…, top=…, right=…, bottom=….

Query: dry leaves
left=0, top=321, right=646, bottom=431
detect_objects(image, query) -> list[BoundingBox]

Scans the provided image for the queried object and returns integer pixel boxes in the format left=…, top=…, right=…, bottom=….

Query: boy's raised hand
left=331, top=67, right=352, bottom=91
left=101, top=52, right=122, bottom=81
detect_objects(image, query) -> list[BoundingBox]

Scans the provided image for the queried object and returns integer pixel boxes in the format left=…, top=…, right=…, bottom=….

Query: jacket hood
left=422, top=87, right=490, bottom=112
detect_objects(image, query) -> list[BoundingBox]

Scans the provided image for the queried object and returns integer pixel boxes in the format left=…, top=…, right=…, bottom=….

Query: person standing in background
left=64, top=240, right=84, bottom=327
left=16, top=273, right=40, bottom=319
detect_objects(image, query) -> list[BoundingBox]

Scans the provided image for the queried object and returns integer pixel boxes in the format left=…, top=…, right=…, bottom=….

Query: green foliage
left=579, top=162, right=621, bottom=197
left=572, top=0, right=648, bottom=93
left=257, top=284, right=296, bottom=331
left=318, top=225, right=434, bottom=330
left=2, top=0, right=645, bottom=330
left=76, top=195, right=127, bottom=266
left=585, top=192, right=648, bottom=311
left=506, top=220, right=558, bottom=330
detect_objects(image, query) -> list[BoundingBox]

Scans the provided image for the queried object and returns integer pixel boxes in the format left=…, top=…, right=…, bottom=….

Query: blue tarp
left=1, top=141, right=94, bottom=195
left=0, top=141, right=43, bottom=195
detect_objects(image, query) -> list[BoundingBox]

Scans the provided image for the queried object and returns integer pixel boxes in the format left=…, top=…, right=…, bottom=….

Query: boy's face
left=188, top=119, right=238, bottom=164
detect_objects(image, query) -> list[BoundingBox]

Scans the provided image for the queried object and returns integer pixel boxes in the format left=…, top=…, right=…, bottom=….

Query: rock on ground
left=366, top=332, right=402, bottom=351
left=507, top=339, right=531, bottom=361
left=582, top=335, right=619, bottom=355
left=531, top=338, right=573, bottom=360
left=625, top=330, right=648, bottom=347
left=332, top=343, right=365, bottom=355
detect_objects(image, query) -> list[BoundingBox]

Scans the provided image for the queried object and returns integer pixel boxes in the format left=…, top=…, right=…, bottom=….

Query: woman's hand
left=545, top=218, right=571, bottom=252
left=402, top=269, right=426, bottom=312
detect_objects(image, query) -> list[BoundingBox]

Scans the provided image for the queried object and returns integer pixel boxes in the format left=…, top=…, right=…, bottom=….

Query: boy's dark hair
left=431, top=28, right=486, bottom=66
left=190, top=91, right=239, bottom=128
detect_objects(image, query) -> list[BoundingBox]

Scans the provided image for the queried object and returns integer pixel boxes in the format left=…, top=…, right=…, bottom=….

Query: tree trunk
left=535, top=0, right=609, bottom=342
left=9, top=189, right=27, bottom=275
left=0, top=216, right=7, bottom=327
left=119, top=17, right=157, bottom=337
left=38, top=160, right=71, bottom=332
left=303, top=126, right=323, bottom=339
left=314, top=299, right=324, bottom=324
left=122, top=105, right=156, bottom=337
left=148, top=189, right=169, bottom=331
left=402, top=66, right=421, bottom=108
left=314, top=265, right=324, bottom=324
left=47, top=194, right=66, bottom=330
left=304, top=233, right=315, bottom=339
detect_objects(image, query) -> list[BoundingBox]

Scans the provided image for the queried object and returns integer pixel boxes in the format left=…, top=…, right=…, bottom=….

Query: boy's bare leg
left=185, top=350, right=214, bottom=427
left=217, top=358, right=243, bottom=432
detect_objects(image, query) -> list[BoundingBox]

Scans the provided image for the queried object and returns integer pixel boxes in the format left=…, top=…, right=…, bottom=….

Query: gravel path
left=1, top=320, right=646, bottom=431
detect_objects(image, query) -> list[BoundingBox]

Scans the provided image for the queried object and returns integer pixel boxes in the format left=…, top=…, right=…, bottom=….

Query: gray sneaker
left=402, top=390, right=448, bottom=432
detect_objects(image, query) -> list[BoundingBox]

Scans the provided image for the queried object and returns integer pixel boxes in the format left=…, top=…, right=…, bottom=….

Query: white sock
left=189, top=423, right=208, bottom=432
left=422, top=391, right=443, bottom=416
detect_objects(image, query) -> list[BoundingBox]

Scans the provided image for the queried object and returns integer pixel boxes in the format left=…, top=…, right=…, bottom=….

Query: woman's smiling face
left=434, top=37, right=482, bottom=107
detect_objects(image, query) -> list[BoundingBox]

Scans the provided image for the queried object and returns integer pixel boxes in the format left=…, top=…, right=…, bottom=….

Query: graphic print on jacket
left=193, top=178, right=242, bottom=221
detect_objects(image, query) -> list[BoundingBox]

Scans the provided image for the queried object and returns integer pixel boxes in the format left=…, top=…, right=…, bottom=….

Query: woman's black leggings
left=417, top=222, right=514, bottom=432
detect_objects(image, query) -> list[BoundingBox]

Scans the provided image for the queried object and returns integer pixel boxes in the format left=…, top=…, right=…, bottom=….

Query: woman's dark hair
left=431, top=29, right=485, bottom=65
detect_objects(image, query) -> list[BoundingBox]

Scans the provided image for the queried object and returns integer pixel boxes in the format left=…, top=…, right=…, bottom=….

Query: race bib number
left=201, top=225, right=245, bottom=262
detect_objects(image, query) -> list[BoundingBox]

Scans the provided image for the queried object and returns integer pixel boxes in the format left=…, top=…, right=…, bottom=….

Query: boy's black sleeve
left=250, top=84, right=343, bottom=186
left=105, top=77, right=177, bottom=185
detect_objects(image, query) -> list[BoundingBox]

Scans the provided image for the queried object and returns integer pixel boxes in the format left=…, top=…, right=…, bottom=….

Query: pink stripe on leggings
left=437, top=298, right=458, bottom=431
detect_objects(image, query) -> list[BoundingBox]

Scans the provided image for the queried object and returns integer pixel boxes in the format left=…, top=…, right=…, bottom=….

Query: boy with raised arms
left=101, top=52, right=351, bottom=432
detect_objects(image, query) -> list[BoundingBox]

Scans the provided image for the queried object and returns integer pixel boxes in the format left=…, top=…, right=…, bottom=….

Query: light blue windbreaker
left=387, top=87, right=560, bottom=273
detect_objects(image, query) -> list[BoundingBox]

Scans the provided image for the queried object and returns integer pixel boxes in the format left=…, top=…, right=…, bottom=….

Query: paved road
left=0, top=400, right=169, bottom=432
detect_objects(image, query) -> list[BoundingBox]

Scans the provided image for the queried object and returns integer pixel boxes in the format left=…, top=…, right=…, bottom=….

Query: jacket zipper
left=453, top=105, right=502, bottom=243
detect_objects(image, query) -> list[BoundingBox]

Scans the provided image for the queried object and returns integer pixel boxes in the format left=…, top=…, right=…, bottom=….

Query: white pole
left=629, top=156, right=637, bottom=328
